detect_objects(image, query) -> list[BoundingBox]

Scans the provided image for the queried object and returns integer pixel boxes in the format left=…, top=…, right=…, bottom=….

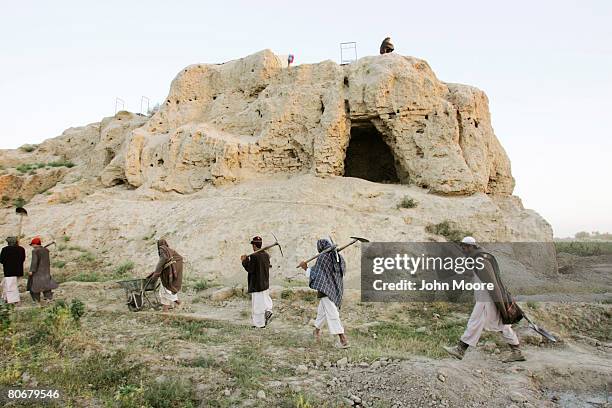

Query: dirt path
left=12, top=281, right=611, bottom=407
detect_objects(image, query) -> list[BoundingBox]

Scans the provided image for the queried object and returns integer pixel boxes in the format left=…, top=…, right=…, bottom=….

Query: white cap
left=461, top=236, right=477, bottom=246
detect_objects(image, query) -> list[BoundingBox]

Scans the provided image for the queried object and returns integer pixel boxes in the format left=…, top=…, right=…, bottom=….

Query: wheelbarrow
left=117, top=274, right=160, bottom=311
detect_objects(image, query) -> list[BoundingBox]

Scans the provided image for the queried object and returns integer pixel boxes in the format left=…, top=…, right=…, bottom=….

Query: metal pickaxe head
left=350, top=236, right=370, bottom=243
left=271, top=233, right=284, bottom=257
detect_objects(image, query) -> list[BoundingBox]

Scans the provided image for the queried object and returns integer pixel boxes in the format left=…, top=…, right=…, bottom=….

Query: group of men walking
left=1, top=232, right=527, bottom=361
left=238, top=235, right=526, bottom=359
left=241, top=236, right=351, bottom=348
left=0, top=236, right=58, bottom=306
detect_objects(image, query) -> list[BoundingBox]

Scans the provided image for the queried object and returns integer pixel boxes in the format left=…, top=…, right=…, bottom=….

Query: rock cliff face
left=0, top=111, right=147, bottom=203
left=0, top=51, right=555, bottom=282
left=120, top=50, right=513, bottom=195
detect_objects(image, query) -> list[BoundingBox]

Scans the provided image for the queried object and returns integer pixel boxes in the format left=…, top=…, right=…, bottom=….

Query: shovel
left=297, top=236, right=369, bottom=268
left=247, top=233, right=284, bottom=257
left=524, top=313, right=557, bottom=342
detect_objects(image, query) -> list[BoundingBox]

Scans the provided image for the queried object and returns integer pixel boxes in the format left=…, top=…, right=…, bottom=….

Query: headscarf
left=30, top=237, right=42, bottom=246
left=309, top=238, right=346, bottom=308
left=6, top=237, right=17, bottom=246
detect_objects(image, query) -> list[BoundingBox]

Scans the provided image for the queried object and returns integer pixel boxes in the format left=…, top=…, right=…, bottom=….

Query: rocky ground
left=1, top=276, right=610, bottom=408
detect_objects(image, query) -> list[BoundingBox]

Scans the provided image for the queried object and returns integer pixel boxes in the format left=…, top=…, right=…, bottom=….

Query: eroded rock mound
left=0, top=111, right=147, bottom=204
left=122, top=50, right=513, bottom=195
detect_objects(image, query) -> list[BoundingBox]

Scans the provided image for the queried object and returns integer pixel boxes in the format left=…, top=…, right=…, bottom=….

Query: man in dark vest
left=241, top=236, right=273, bottom=328
left=1, top=237, right=26, bottom=305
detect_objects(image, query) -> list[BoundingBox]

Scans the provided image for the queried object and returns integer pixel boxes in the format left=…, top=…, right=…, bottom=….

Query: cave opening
left=343, top=121, right=399, bottom=183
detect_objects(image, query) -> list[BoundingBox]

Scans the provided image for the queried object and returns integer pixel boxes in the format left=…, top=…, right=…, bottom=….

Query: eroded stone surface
left=121, top=50, right=514, bottom=195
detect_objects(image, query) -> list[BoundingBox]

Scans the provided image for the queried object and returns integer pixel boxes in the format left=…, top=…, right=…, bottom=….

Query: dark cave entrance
left=343, top=121, right=399, bottom=183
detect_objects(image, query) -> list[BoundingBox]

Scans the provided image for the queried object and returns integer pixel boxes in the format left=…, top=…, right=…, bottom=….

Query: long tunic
left=0, top=245, right=26, bottom=277
left=28, top=246, right=58, bottom=293
left=460, top=274, right=519, bottom=347
left=471, top=249, right=521, bottom=324
left=242, top=251, right=270, bottom=293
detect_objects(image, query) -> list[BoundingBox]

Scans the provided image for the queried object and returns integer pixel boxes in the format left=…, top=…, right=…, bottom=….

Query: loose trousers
left=460, top=301, right=519, bottom=347
left=251, top=289, right=273, bottom=328
left=314, top=296, right=344, bottom=335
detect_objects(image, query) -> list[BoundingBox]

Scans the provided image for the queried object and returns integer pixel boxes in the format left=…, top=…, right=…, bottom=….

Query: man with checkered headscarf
left=298, top=238, right=349, bottom=348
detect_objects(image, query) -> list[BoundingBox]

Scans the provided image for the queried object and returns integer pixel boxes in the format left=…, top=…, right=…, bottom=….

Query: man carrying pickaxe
left=298, top=236, right=369, bottom=348
left=240, top=234, right=283, bottom=328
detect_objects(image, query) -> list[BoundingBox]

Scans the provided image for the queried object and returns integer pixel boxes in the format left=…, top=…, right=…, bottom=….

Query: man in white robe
left=1, top=237, right=26, bottom=305
left=444, top=237, right=525, bottom=362
left=241, top=236, right=273, bottom=328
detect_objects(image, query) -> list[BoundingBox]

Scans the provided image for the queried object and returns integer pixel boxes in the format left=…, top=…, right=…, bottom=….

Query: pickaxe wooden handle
left=296, top=236, right=369, bottom=268
left=247, top=233, right=284, bottom=257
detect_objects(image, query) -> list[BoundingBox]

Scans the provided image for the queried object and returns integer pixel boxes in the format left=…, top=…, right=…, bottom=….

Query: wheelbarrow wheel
left=126, top=292, right=144, bottom=312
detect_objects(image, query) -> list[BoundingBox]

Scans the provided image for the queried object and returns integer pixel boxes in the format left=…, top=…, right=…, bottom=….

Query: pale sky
left=1, top=0, right=610, bottom=237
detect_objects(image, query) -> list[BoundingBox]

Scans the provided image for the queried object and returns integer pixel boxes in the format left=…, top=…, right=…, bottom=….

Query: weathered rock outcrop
left=0, top=168, right=67, bottom=203
left=0, top=111, right=147, bottom=204
left=0, top=50, right=556, bottom=284
left=122, top=50, right=513, bottom=195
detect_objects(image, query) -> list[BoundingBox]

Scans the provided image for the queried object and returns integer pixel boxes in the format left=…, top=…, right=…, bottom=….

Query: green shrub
left=52, top=260, right=67, bottom=268
left=16, top=163, right=42, bottom=173
left=48, top=160, right=75, bottom=168
left=425, top=221, right=473, bottom=243
left=143, top=379, right=195, bottom=408
left=115, top=260, right=135, bottom=276
left=78, top=252, right=96, bottom=262
left=19, top=144, right=37, bottom=152
left=192, top=280, right=210, bottom=292
left=68, top=245, right=87, bottom=252
left=62, top=235, right=71, bottom=242
left=54, top=351, right=142, bottom=392
left=13, top=197, right=26, bottom=208
left=114, top=384, right=145, bottom=407
left=42, top=300, right=74, bottom=342
left=295, top=393, right=316, bottom=408
left=70, top=272, right=102, bottom=282
left=15, top=160, right=75, bottom=173
left=397, top=196, right=418, bottom=209
left=69, top=299, right=86, bottom=323
left=0, top=302, right=12, bottom=331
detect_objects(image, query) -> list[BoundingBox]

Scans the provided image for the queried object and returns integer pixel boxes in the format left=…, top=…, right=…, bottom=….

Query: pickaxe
left=16, top=207, right=28, bottom=239
left=247, top=233, right=284, bottom=257
left=296, top=236, right=369, bottom=268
